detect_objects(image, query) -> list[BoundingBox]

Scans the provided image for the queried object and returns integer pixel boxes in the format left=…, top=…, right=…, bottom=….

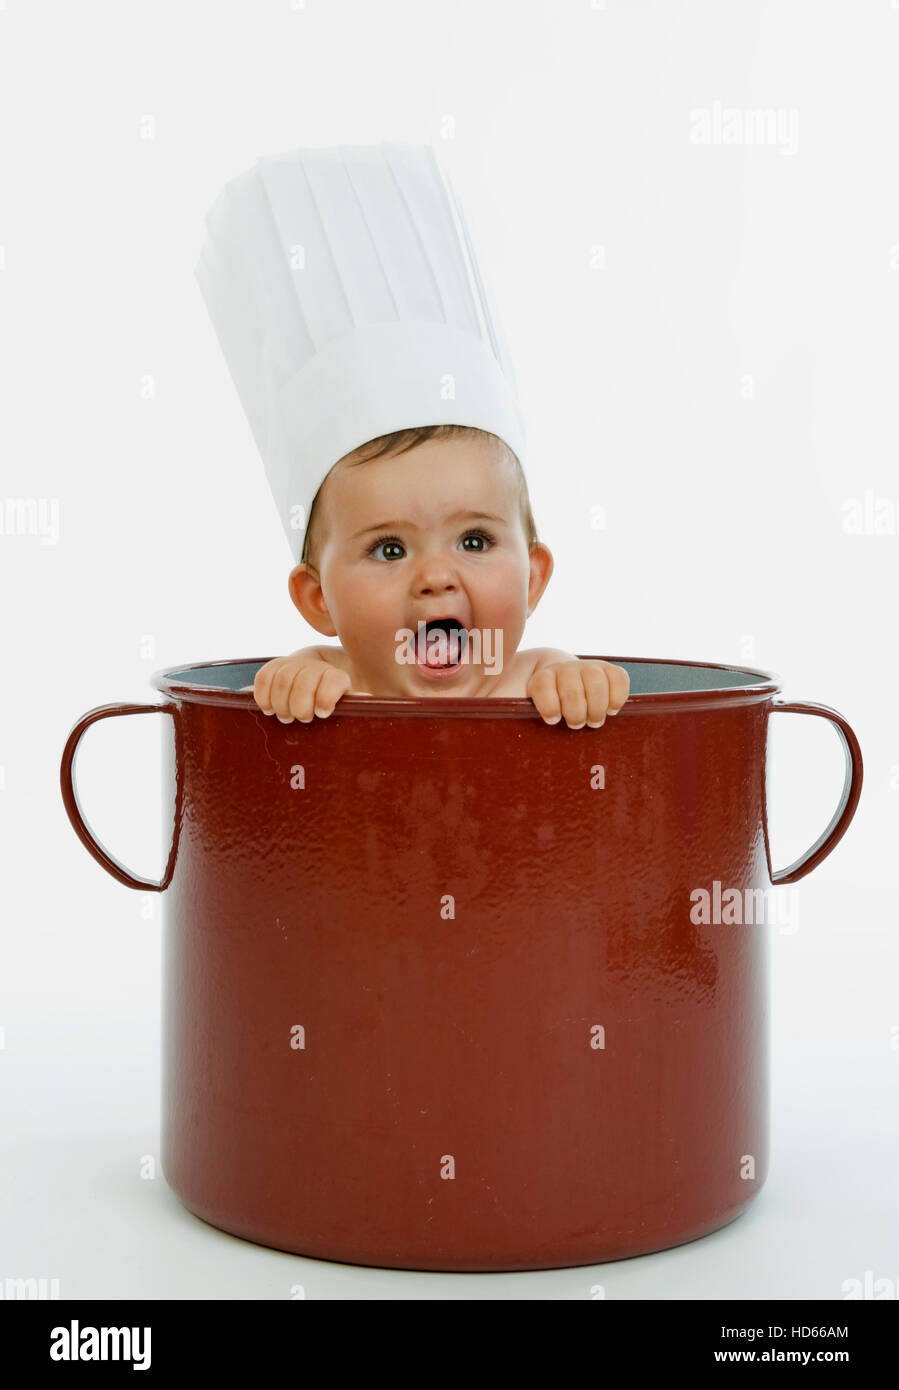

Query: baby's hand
left=247, top=648, right=357, bottom=723
left=526, top=655, right=630, bottom=729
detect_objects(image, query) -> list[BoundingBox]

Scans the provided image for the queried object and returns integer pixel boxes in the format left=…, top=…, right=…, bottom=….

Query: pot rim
left=149, top=655, right=783, bottom=716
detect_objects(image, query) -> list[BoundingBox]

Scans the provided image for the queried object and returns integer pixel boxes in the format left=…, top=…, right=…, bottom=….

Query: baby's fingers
left=604, top=662, right=630, bottom=715
left=273, top=665, right=330, bottom=722
left=306, top=667, right=353, bottom=719
left=278, top=666, right=352, bottom=722
left=580, top=663, right=612, bottom=727
left=253, top=658, right=287, bottom=716
left=527, top=668, right=563, bottom=725
left=555, top=664, right=591, bottom=728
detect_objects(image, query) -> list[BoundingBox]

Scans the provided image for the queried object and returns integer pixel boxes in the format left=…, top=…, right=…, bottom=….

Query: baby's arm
left=526, top=650, right=630, bottom=729
left=247, top=646, right=355, bottom=723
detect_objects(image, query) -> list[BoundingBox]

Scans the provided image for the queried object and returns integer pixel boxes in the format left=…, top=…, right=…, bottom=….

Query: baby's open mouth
left=416, top=618, right=469, bottom=669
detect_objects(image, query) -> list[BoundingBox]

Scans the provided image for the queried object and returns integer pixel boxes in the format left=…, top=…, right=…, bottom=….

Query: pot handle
left=60, top=703, right=177, bottom=892
left=766, top=699, right=863, bottom=885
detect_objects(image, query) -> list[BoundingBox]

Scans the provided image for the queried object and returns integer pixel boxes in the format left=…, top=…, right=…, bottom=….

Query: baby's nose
left=414, top=568, right=459, bottom=594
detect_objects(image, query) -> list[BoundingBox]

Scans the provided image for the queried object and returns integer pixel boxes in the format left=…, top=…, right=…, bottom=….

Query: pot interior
left=160, top=657, right=776, bottom=698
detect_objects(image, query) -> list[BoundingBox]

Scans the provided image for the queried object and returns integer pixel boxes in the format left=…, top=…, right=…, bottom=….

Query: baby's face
left=294, top=434, right=552, bottom=696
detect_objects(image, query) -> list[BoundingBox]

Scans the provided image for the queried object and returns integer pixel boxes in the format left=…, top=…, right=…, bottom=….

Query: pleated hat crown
left=194, top=142, right=527, bottom=565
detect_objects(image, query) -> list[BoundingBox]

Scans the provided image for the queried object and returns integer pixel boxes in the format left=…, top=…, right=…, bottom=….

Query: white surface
left=2, top=0, right=896, bottom=1299
left=1, top=1004, right=895, bottom=1298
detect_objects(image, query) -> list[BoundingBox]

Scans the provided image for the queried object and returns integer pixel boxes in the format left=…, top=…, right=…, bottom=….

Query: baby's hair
left=299, top=424, right=538, bottom=572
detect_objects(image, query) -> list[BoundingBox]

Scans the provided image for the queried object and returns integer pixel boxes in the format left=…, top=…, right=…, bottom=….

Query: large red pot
left=60, top=656, right=862, bottom=1272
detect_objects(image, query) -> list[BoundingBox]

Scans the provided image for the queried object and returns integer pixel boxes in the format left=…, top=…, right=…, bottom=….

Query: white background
left=1, top=0, right=895, bottom=1300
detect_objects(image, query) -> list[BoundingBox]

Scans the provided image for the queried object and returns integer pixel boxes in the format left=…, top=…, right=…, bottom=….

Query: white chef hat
left=194, top=142, right=528, bottom=566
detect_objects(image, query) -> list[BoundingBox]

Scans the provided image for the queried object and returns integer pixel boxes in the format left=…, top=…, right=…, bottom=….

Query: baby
left=251, top=423, right=630, bottom=730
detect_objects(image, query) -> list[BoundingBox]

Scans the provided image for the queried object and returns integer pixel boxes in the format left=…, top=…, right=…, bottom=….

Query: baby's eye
left=367, top=535, right=405, bottom=561
left=367, top=529, right=494, bottom=561
left=459, top=529, right=495, bottom=553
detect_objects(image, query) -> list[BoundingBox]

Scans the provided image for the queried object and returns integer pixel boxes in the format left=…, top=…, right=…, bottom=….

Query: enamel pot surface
left=60, top=656, right=863, bottom=1272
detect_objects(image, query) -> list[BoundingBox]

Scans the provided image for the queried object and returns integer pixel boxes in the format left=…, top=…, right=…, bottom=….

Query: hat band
left=278, top=319, right=527, bottom=523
